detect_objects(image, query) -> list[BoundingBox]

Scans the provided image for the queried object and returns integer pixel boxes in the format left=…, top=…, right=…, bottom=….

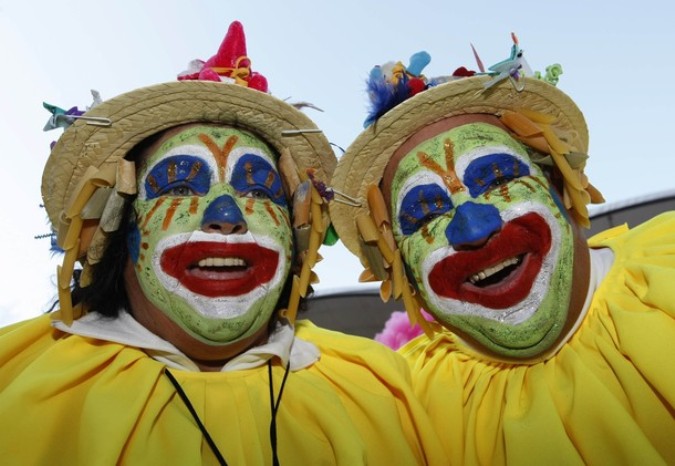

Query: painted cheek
left=249, top=201, right=292, bottom=251
left=548, top=184, right=572, bottom=223
left=133, top=197, right=200, bottom=263
left=398, top=227, right=440, bottom=285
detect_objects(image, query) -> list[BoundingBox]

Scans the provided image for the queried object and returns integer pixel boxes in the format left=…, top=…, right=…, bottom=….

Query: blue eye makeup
left=230, top=153, right=286, bottom=206
left=145, top=155, right=211, bottom=199
left=464, top=153, right=530, bottom=197
left=399, top=184, right=452, bottom=235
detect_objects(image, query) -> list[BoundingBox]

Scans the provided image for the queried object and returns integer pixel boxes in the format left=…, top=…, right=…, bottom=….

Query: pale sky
left=1, top=0, right=674, bottom=326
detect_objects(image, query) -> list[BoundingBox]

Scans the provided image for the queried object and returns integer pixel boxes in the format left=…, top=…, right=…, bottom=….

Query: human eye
left=160, top=183, right=197, bottom=197
left=398, top=184, right=452, bottom=235
left=242, top=188, right=272, bottom=200
left=487, top=173, right=513, bottom=190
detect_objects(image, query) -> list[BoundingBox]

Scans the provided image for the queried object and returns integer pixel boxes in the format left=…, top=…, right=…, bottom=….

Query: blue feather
left=363, top=70, right=412, bottom=128
left=50, top=236, right=64, bottom=255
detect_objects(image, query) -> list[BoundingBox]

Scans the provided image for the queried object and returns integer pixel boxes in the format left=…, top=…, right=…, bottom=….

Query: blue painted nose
left=201, top=194, right=248, bottom=234
left=445, top=202, right=502, bottom=247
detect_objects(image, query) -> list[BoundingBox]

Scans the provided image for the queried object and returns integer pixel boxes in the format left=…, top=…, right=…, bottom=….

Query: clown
left=330, top=43, right=675, bottom=465
left=0, top=22, right=447, bottom=466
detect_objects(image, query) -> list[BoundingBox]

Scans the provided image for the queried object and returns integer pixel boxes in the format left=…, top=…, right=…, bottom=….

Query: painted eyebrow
left=415, top=139, right=465, bottom=194
left=198, top=132, right=239, bottom=181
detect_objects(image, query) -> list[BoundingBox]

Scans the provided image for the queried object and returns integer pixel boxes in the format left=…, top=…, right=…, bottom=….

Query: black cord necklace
left=164, top=359, right=291, bottom=466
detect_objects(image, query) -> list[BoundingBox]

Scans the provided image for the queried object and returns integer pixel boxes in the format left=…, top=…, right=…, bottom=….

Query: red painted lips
left=428, top=213, right=552, bottom=309
left=160, top=241, right=280, bottom=297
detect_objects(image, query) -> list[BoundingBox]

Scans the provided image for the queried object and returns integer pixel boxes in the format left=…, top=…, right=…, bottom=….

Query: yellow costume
left=0, top=317, right=446, bottom=466
left=401, top=212, right=675, bottom=465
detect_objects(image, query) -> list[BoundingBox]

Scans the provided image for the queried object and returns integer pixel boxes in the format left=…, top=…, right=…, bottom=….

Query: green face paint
left=389, top=122, right=576, bottom=359
left=129, top=125, right=292, bottom=344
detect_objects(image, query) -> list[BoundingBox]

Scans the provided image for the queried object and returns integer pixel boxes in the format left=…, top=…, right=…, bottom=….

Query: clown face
left=128, top=124, right=292, bottom=345
left=385, top=116, right=586, bottom=359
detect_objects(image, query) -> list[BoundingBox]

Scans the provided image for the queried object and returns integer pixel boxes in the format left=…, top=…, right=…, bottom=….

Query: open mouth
left=467, top=255, right=523, bottom=286
left=428, top=213, right=551, bottom=309
left=160, top=241, right=279, bottom=297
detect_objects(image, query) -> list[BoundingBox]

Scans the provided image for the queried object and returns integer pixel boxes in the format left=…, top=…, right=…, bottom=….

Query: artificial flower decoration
left=374, top=309, right=435, bottom=350
left=178, top=20, right=268, bottom=92
left=364, top=34, right=561, bottom=128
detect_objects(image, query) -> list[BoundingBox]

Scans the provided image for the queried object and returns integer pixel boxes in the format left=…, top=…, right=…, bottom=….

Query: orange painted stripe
left=186, top=160, right=203, bottom=181
left=264, top=202, right=280, bottom=226
left=167, top=160, right=177, bottom=184
left=421, top=225, right=434, bottom=244
left=443, top=140, right=465, bottom=194
left=189, top=197, right=199, bottom=215
left=198, top=133, right=240, bottom=181
left=140, top=197, right=167, bottom=230
left=162, top=198, right=184, bottom=230
left=245, top=198, right=255, bottom=215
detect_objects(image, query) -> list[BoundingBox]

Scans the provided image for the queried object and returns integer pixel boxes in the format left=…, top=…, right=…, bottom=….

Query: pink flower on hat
left=178, top=21, right=268, bottom=92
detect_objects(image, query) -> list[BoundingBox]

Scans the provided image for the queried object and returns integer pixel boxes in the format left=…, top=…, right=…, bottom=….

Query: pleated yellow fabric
left=0, top=319, right=447, bottom=466
left=401, top=212, right=675, bottom=466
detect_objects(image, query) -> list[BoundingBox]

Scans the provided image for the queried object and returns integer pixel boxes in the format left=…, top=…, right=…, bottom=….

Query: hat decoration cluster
left=177, top=20, right=268, bottom=92
left=364, top=33, right=562, bottom=128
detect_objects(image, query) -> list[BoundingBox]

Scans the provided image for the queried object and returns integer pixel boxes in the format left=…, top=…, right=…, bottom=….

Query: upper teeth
left=197, top=257, right=246, bottom=267
left=469, top=257, right=520, bottom=284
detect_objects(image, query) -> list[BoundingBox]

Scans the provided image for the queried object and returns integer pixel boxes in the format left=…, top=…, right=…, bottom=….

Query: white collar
left=52, top=311, right=319, bottom=372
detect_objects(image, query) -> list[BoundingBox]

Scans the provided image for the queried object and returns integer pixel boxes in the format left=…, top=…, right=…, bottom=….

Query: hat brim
left=330, top=76, right=587, bottom=261
left=42, top=80, right=336, bottom=227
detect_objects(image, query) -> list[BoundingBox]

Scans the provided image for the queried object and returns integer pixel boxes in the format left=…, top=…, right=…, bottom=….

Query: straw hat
left=42, top=80, right=335, bottom=230
left=330, top=75, right=589, bottom=262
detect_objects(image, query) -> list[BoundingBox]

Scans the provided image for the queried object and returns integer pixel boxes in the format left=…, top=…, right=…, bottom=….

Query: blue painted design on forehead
left=464, top=153, right=530, bottom=197
left=399, top=184, right=452, bottom=235
left=230, top=153, right=287, bottom=206
left=145, top=155, right=211, bottom=199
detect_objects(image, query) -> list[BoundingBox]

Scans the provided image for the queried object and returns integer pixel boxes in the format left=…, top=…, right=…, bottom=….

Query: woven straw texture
left=330, top=76, right=588, bottom=260
left=42, top=81, right=336, bottom=227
